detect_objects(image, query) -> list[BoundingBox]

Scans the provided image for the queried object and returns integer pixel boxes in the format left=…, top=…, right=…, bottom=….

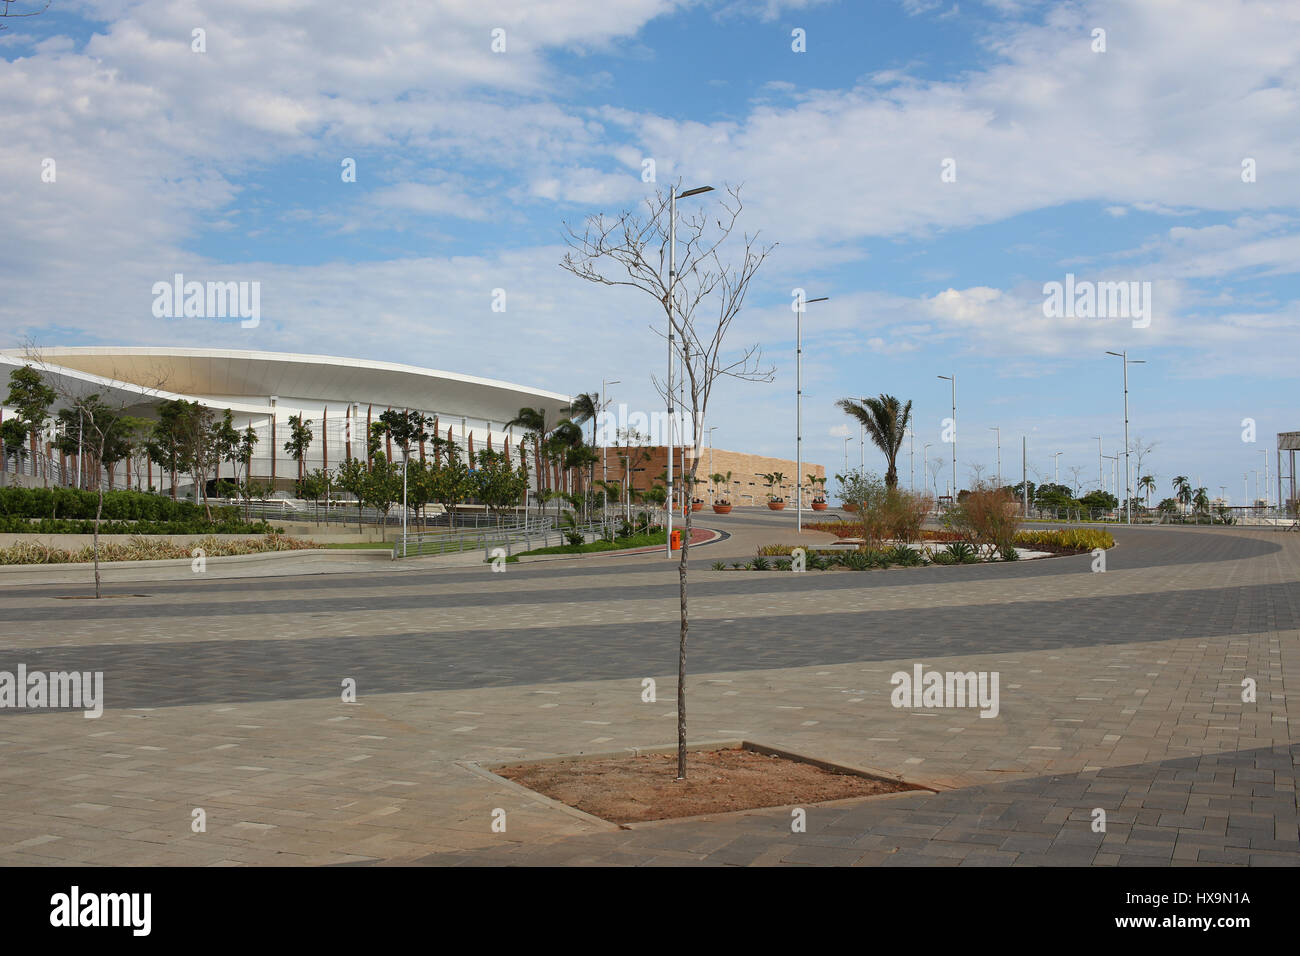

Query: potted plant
left=710, top=471, right=733, bottom=512
left=762, top=472, right=787, bottom=510
left=809, top=473, right=828, bottom=510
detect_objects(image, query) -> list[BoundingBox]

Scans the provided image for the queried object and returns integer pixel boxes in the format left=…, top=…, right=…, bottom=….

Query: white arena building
left=0, top=347, right=572, bottom=493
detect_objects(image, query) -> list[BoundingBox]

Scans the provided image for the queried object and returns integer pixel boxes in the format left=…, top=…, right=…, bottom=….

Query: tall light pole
left=1261, top=449, right=1270, bottom=508
left=1052, top=451, right=1063, bottom=485
left=796, top=294, right=828, bottom=532
left=706, top=426, right=717, bottom=504
left=909, top=428, right=915, bottom=492
left=937, top=374, right=956, bottom=504
left=859, top=424, right=864, bottom=471
left=400, top=444, right=409, bottom=554
left=923, top=442, right=933, bottom=498
left=666, top=184, right=713, bottom=556
left=989, top=426, right=1000, bottom=487
left=600, top=378, right=619, bottom=519
left=1093, top=436, right=1103, bottom=490
left=844, top=436, right=851, bottom=474
left=1105, top=351, right=1144, bottom=523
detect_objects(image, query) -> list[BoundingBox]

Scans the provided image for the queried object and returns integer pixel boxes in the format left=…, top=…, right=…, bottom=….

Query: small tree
left=336, top=457, right=368, bottom=534
left=363, top=453, right=402, bottom=538
left=4, top=364, right=56, bottom=485
left=284, top=414, right=313, bottom=482
left=429, top=438, right=472, bottom=530
left=20, top=351, right=169, bottom=598
left=562, top=182, right=774, bottom=780
left=473, top=448, right=528, bottom=527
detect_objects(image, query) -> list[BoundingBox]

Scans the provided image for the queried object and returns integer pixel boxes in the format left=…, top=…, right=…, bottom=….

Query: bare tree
left=24, top=345, right=168, bottom=598
left=561, top=182, right=775, bottom=780
left=1129, top=435, right=1157, bottom=487
left=927, top=456, right=945, bottom=498
left=0, top=1, right=51, bottom=30
left=1067, top=465, right=1086, bottom=496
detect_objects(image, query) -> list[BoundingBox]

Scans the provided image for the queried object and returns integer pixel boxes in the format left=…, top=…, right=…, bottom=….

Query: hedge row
left=0, top=515, right=281, bottom=535
left=0, top=486, right=207, bottom=521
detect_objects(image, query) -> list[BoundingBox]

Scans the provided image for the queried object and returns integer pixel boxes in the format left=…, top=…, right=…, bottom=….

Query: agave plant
left=944, top=541, right=979, bottom=563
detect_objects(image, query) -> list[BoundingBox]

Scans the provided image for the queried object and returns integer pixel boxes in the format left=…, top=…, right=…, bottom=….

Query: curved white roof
left=0, top=347, right=572, bottom=424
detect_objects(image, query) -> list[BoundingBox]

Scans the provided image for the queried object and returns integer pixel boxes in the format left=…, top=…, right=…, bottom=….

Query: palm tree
left=1138, top=474, right=1156, bottom=508
left=1172, top=475, right=1192, bottom=514
left=709, top=471, right=731, bottom=503
left=836, top=394, right=913, bottom=489
left=1193, top=487, right=1210, bottom=515
left=506, top=406, right=549, bottom=498
left=548, top=419, right=584, bottom=497
left=760, top=471, right=786, bottom=501
left=564, top=392, right=601, bottom=509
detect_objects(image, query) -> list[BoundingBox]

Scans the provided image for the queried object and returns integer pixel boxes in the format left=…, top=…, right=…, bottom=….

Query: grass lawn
left=504, top=531, right=667, bottom=562
left=321, top=541, right=397, bottom=549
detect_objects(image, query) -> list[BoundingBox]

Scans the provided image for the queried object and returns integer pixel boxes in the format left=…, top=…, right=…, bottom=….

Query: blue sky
left=2, top=0, right=1298, bottom=504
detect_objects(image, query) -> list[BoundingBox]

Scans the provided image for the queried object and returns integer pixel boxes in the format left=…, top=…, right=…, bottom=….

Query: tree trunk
left=94, top=481, right=104, bottom=599
left=677, top=478, right=692, bottom=779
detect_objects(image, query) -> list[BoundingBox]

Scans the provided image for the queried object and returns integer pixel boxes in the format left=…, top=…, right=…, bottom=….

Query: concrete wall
left=598, top=446, right=824, bottom=506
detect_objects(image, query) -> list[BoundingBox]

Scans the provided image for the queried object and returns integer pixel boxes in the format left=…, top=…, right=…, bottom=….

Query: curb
left=510, top=527, right=724, bottom=565
left=0, top=546, right=392, bottom=575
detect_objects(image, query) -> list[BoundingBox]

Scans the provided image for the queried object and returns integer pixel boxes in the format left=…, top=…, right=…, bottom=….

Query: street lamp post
left=909, top=428, right=915, bottom=492
left=989, top=426, right=1000, bottom=487
left=601, top=378, right=619, bottom=525
left=796, top=294, right=828, bottom=532
left=1053, top=451, right=1063, bottom=485
left=401, top=445, right=409, bottom=555
left=666, top=184, right=714, bottom=557
left=707, top=426, right=717, bottom=504
left=937, top=374, right=956, bottom=504
left=1105, top=351, right=1144, bottom=523
left=923, top=442, right=933, bottom=499
left=1261, top=449, right=1270, bottom=508
left=844, top=437, right=851, bottom=474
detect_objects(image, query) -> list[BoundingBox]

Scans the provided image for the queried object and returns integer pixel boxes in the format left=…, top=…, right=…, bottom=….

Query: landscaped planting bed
left=494, top=745, right=922, bottom=824
left=714, top=529, right=1113, bottom=571
left=0, top=533, right=317, bottom=565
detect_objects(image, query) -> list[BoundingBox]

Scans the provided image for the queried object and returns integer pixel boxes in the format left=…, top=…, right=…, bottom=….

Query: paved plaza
left=0, top=514, right=1297, bottom=866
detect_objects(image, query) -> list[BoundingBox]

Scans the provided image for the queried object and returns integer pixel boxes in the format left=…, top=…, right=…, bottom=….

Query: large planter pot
left=712, top=504, right=732, bottom=514
left=768, top=500, right=786, bottom=511
left=811, top=501, right=828, bottom=511
left=691, top=501, right=704, bottom=512
left=841, top=502, right=858, bottom=512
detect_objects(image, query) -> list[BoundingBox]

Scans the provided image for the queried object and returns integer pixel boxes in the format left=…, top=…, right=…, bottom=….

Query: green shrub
left=886, top=491, right=933, bottom=543
left=930, top=551, right=956, bottom=565
left=946, top=483, right=1022, bottom=553
left=999, top=545, right=1020, bottom=561
left=752, top=556, right=770, bottom=571
left=711, top=561, right=726, bottom=571
left=944, top=541, right=980, bottom=563
left=774, top=558, right=792, bottom=571
left=1013, top=528, right=1114, bottom=551
left=888, top=544, right=924, bottom=566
